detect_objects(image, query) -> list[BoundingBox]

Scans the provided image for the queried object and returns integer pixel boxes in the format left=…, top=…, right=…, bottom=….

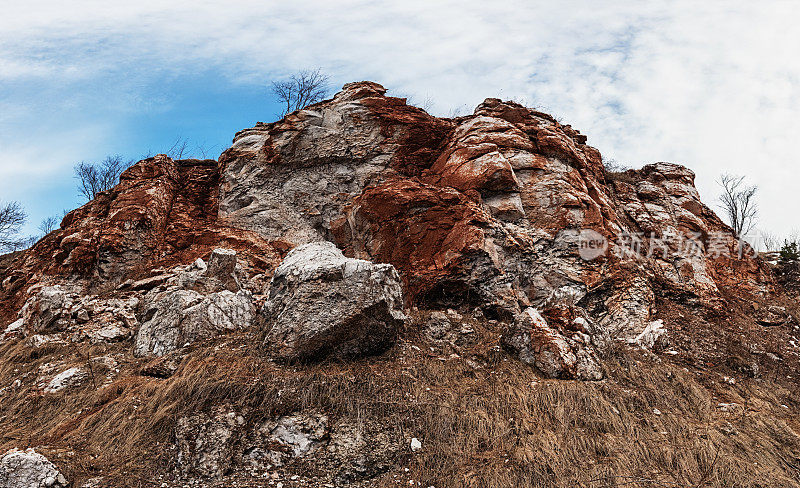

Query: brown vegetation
left=2, top=300, right=799, bottom=487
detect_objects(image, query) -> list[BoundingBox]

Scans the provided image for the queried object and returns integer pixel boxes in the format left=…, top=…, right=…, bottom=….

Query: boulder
left=755, top=305, right=795, bottom=326
left=0, top=319, right=23, bottom=343
left=205, top=248, right=239, bottom=291
left=26, top=335, right=66, bottom=349
left=20, top=286, right=68, bottom=333
left=44, top=366, right=89, bottom=393
left=134, top=289, right=255, bottom=357
left=502, top=307, right=603, bottom=380
left=176, top=408, right=245, bottom=478
left=263, top=241, right=406, bottom=362
left=0, top=448, right=68, bottom=488
left=163, top=249, right=244, bottom=294
left=633, top=319, right=667, bottom=348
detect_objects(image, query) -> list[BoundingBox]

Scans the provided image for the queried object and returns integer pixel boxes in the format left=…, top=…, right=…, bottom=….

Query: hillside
left=1, top=81, right=799, bottom=488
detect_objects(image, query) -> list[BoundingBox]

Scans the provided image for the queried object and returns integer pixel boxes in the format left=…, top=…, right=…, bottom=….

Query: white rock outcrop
left=263, top=241, right=406, bottom=361
left=133, top=249, right=255, bottom=357
left=45, top=366, right=89, bottom=393
left=134, top=289, right=254, bottom=357
left=633, top=319, right=666, bottom=349
left=20, top=286, right=69, bottom=333
left=0, top=448, right=67, bottom=488
left=502, top=307, right=603, bottom=381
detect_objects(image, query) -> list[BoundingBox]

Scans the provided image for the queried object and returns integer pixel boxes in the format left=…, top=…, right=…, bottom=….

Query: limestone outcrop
left=0, top=81, right=773, bottom=351
left=0, top=449, right=67, bottom=488
left=263, top=241, right=405, bottom=361
left=0, top=80, right=795, bottom=488
left=502, top=307, right=603, bottom=380
left=134, top=249, right=255, bottom=356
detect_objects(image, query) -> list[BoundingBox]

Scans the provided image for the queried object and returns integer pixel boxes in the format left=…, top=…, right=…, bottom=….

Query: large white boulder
left=263, top=241, right=406, bottom=361
left=0, top=448, right=67, bottom=488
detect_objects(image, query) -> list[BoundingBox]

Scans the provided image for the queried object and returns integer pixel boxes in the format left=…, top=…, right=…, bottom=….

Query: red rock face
left=0, top=81, right=775, bottom=340
left=0, top=156, right=281, bottom=323
left=331, top=178, right=497, bottom=307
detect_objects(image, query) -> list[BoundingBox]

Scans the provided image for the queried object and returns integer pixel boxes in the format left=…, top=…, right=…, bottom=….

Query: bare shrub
left=74, top=155, right=133, bottom=201
left=760, top=231, right=780, bottom=252
left=38, top=215, right=59, bottom=235
left=603, top=158, right=637, bottom=185
left=603, top=158, right=630, bottom=173
left=271, top=69, right=330, bottom=117
left=0, top=201, right=26, bottom=252
left=717, top=174, right=758, bottom=238
left=165, top=138, right=190, bottom=159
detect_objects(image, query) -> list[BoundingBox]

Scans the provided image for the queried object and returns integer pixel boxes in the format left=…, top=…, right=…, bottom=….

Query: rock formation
left=0, top=81, right=797, bottom=488
left=502, top=307, right=603, bottom=380
left=0, top=449, right=68, bottom=488
left=263, top=241, right=405, bottom=361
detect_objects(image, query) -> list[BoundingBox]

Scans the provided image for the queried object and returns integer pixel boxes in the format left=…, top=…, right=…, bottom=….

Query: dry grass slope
left=1, top=312, right=799, bottom=487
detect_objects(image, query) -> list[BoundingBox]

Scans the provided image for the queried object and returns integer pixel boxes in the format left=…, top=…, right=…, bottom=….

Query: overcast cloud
left=1, top=1, right=798, bottom=240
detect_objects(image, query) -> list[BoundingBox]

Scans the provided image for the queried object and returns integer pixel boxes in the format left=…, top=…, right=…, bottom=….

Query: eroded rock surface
left=502, top=307, right=603, bottom=380
left=0, top=448, right=67, bottom=488
left=0, top=156, right=281, bottom=324
left=263, top=241, right=406, bottom=361
left=175, top=408, right=400, bottom=484
left=11, top=285, right=139, bottom=345
left=44, top=366, right=89, bottom=393
left=0, top=79, right=794, bottom=487
left=134, top=249, right=255, bottom=356
left=242, top=413, right=329, bottom=469
left=176, top=408, right=245, bottom=478
left=0, top=81, right=775, bottom=363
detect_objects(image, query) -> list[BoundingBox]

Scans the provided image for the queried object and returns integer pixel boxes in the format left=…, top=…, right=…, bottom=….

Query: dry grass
left=1, top=315, right=800, bottom=488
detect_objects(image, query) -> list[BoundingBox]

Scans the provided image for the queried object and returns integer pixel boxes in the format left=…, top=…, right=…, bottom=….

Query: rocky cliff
left=0, top=82, right=798, bottom=488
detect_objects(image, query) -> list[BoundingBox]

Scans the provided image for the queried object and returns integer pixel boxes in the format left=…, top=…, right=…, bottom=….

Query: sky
left=1, top=1, right=799, bottom=243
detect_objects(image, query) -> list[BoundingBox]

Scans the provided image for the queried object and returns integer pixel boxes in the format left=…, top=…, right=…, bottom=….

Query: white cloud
left=1, top=0, right=799, bottom=238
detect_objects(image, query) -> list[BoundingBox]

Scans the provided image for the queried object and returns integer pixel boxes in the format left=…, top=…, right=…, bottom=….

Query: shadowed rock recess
left=1, top=82, right=799, bottom=487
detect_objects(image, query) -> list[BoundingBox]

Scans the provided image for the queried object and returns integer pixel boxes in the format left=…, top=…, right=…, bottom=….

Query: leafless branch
left=0, top=201, right=27, bottom=252
left=194, top=142, right=219, bottom=160
left=447, top=104, right=469, bottom=118
left=718, top=174, right=758, bottom=238
left=165, top=137, right=190, bottom=159
left=74, top=155, right=133, bottom=201
left=760, top=231, right=780, bottom=252
left=271, top=69, right=330, bottom=117
left=603, top=158, right=630, bottom=173
left=38, top=215, right=59, bottom=235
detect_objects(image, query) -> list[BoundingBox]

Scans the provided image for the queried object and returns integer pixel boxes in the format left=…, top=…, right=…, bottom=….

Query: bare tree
left=603, top=158, right=630, bottom=173
left=419, top=96, right=434, bottom=113
left=195, top=142, right=211, bottom=159
left=38, top=215, right=59, bottom=235
left=718, top=174, right=758, bottom=238
left=165, top=137, right=190, bottom=159
left=447, top=104, right=469, bottom=118
left=74, top=155, right=133, bottom=201
left=0, top=201, right=26, bottom=252
left=271, top=69, right=330, bottom=117
left=760, top=231, right=780, bottom=252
